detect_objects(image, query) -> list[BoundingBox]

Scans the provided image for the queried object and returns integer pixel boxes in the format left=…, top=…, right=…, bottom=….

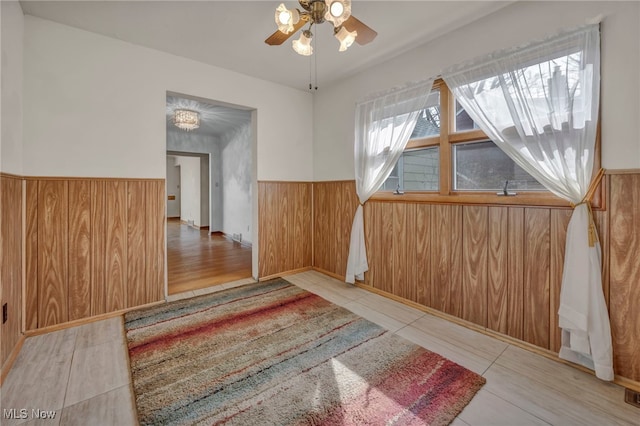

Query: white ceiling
left=20, top=1, right=513, bottom=136
left=20, top=1, right=513, bottom=91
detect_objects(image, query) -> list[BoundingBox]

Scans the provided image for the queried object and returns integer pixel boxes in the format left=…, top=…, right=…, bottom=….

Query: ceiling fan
left=265, top=0, right=377, bottom=56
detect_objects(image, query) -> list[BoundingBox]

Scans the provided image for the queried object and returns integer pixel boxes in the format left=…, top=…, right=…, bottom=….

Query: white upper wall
left=167, top=129, right=221, bottom=231
left=23, top=15, right=313, bottom=180
left=1, top=0, right=24, bottom=175
left=313, top=1, right=640, bottom=180
left=166, top=155, right=180, bottom=218
left=174, top=155, right=201, bottom=227
left=221, top=122, right=253, bottom=244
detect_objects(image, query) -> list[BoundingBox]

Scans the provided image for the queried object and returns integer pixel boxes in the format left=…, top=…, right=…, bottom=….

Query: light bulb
left=278, top=10, right=291, bottom=25
left=275, top=3, right=299, bottom=34
left=330, top=2, right=344, bottom=17
left=324, top=0, right=351, bottom=27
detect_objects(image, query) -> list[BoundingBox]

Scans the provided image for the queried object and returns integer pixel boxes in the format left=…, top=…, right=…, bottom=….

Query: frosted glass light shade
left=174, top=109, right=200, bottom=131
left=335, top=26, right=357, bottom=52
left=324, top=0, right=351, bottom=27
left=292, top=31, right=313, bottom=56
left=275, top=3, right=300, bottom=34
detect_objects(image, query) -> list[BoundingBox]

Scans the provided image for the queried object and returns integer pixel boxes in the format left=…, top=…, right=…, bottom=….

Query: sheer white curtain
left=443, top=24, right=613, bottom=380
left=345, top=79, right=434, bottom=284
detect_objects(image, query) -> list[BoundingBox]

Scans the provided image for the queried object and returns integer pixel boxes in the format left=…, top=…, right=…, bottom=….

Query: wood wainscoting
left=258, top=181, right=312, bottom=278
left=313, top=180, right=359, bottom=277
left=25, top=178, right=165, bottom=330
left=609, top=173, right=640, bottom=381
left=0, top=174, right=23, bottom=378
left=312, top=175, right=640, bottom=385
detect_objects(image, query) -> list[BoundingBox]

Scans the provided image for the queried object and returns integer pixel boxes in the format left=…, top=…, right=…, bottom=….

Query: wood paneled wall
left=364, top=203, right=584, bottom=351
left=1, top=175, right=23, bottom=369
left=313, top=181, right=359, bottom=277
left=312, top=176, right=640, bottom=383
left=609, top=174, right=640, bottom=381
left=25, top=178, right=165, bottom=330
left=258, top=181, right=312, bottom=278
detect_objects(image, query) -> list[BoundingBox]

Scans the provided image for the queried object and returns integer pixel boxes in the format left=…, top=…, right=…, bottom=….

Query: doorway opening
left=166, top=92, right=256, bottom=295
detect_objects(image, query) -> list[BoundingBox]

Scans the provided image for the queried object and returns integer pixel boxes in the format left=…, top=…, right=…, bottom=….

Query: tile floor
left=1, top=271, right=637, bottom=425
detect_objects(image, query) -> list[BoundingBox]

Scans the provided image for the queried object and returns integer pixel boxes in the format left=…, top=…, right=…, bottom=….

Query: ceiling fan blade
left=343, top=15, right=377, bottom=45
left=265, top=18, right=308, bottom=46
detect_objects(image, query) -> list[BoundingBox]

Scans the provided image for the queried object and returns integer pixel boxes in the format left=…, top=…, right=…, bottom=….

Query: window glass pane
left=410, top=90, right=441, bottom=139
left=381, top=162, right=400, bottom=191
left=382, top=147, right=439, bottom=191
left=454, top=140, right=545, bottom=191
left=454, top=100, right=480, bottom=132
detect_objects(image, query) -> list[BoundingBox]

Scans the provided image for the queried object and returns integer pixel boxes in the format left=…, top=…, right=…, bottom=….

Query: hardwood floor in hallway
left=167, top=219, right=252, bottom=295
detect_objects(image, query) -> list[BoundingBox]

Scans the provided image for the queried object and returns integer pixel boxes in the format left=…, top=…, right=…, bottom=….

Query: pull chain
left=309, top=52, right=313, bottom=90
left=314, top=35, right=318, bottom=91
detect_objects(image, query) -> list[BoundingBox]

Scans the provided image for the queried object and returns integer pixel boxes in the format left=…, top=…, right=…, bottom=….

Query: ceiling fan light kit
left=292, top=30, right=314, bottom=56
left=275, top=3, right=300, bottom=34
left=325, top=0, right=351, bottom=27
left=335, top=26, right=357, bottom=52
left=266, top=0, right=376, bottom=56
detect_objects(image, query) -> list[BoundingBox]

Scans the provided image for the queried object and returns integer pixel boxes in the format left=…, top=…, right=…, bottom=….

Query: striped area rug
left=125, top=279, right=485, bottom=425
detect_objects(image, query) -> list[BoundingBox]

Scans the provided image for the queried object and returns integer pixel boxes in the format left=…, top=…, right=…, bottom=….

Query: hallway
left=167, top=220, right=252, bottom=294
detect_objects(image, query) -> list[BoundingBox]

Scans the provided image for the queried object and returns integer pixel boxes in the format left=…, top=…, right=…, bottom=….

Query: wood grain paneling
left=258, top=181, right=312, bottom=278
left=105, top=181, right=127, bottom=312
left=293, top=183, right=312, bottom=270
left=368, top=202, right=394, bottom=294
left=609, top=174, right=640, bottom=381
left=313, top=182, right=327, bottom=272
left=68, top=180, right=92, bottom=321
left=523, top=208, right=550, bottom=349
left=37, top=180, right=69, bottom=328
left=462, top=205, right=488, bottom=327
left=393, top=203, right=418, bottom=301
left=25, top=180, right=38, bottom=331
left=431, top=205, right=462, bottom=317
left=145, top=180, right=165, bottom=303
left=507, top=207, right=525, bottom=340
left=415, top=204, right=431, bottom=307
left=91, top=181, right=106, bottom=316
left=487, top=207, right=508, bottom=334
left=127, top=181, right=146, bottom=308
left=0, top=176, right=23, bottom=367
left=312, top=181, right=358, bottom=279
left=25, top=177, right=164, bottom=331
left=277, top=183, right=290, bottom=274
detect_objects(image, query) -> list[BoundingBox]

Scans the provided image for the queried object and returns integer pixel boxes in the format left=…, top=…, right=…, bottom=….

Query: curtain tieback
left=570, top=168, right=605, bottom=247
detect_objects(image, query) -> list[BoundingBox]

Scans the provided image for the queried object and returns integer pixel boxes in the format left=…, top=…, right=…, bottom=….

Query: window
left=453, top=140, right=545, bottom=191
left=454, top=99, right=479, bottom=133
left=382, top=147, right=439, bottom=191
left=377, top=79, right=596, bottom=207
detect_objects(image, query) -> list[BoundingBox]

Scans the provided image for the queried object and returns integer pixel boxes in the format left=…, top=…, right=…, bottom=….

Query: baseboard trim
left=0, top=335, right=26, bottom=386
left=259, top=266, right=312, bottom=282
left=24, top=300, right=165, bottom=337
left=311, top=266, right=345, bottom=282
left=218, top=231, right=252, bottom=248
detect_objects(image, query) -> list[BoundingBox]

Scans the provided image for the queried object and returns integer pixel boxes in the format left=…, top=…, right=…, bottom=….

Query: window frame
left=373, top=79, right=603, bottom=209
